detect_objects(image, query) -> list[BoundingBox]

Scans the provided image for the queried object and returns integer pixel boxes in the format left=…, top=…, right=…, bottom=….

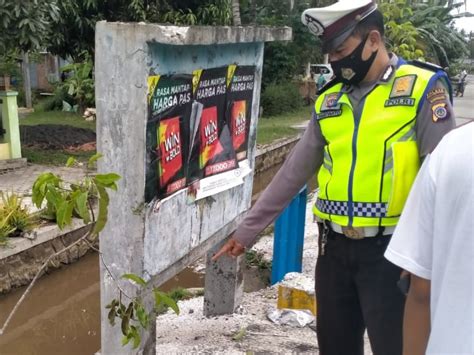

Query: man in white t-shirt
left=385, top=122, right=474, bottom=354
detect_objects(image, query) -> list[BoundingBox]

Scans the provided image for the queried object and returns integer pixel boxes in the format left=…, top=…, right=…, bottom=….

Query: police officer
left=213, top=1, right=455, bottom=354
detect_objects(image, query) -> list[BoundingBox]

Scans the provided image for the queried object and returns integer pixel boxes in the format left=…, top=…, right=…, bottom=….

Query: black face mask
left=330, top=36, right=378, bottom=85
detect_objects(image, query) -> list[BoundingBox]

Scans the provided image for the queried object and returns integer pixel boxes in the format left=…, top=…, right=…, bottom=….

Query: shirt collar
left=377, top=53, right=398, bottom=85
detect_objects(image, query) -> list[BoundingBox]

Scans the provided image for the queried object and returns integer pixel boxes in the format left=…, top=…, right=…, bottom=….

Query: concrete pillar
left=204, top=238, right=244, bottom=316
left=0, top=91, right=22, bottom=160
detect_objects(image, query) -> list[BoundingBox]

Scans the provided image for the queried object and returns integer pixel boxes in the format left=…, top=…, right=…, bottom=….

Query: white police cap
left=302, top=0, right=377, bottom=52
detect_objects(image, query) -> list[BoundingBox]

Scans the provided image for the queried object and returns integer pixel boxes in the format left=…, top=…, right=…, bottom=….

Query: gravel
left=156, top=194, right=373, bottom=354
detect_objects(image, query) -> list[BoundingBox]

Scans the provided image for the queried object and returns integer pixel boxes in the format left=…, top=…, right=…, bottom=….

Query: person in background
left=385, top=122, right=473, bottom=355
left=317, top=69, right=327, bottom=91
left=213, top=0, right=455, bottom=353
left=458, top=68, right=468, bottom=97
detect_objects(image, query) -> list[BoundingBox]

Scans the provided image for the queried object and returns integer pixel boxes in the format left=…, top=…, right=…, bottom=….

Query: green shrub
left=40, top=84, right=72, bottom=111
left=0, top=192, right=38, bottom=244
left=60, top=56, right=95, bottom=114
left=260, top=82, right=303, bottom=117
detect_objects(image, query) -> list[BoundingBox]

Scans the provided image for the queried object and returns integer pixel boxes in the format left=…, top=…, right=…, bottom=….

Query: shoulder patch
left=432, top=102, right=449, bottom=122
left=427, top=87, right=447, bottom=104
left=409, top=60, right=444, bottom=73
left=390, top=75, right=417, bottom=98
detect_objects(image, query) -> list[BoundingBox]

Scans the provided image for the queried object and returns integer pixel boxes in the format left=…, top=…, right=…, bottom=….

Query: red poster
left=231, top=100, right=247, bottom=150
left=158, top=116, right=185, bottom=193
left=199, top=106, right=223, bottom=169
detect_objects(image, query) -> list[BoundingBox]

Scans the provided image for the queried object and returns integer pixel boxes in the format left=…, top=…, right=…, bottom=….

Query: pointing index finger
left=211, top=243, right=231, bottom=261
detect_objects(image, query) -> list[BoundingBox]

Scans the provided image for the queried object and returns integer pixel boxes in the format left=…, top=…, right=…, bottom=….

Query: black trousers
left=315, top=227, right=405, bottom=355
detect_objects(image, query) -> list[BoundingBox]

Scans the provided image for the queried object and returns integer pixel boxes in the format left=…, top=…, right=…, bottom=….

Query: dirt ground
left=20, top=124, right=96, bottom=151
left=156, top=195, right=373, bottom=354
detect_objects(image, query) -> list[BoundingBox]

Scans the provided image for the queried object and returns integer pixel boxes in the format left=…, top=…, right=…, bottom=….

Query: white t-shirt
left=385, top=122, right=474, bottom=355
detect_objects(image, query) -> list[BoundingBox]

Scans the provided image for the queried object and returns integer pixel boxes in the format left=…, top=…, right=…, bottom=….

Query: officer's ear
left=367, top=30, right=383, bottom=52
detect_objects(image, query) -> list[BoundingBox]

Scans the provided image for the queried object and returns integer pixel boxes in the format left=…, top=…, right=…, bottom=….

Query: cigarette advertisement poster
left=145, top=74, right=192, bottom=202
left=188, top=67, right=238, bottom=182
left=226, top=65, right=256, bottom=161
left=144, top=65, right=257, bottom=203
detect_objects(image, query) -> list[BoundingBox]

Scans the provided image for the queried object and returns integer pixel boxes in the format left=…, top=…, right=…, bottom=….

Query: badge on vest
left=321, top=93, right=341, bottom=111
left=432, top=102, right=449, bottom=122
left=390, top=75, right=417, bottom=98
left=384, top=98, right=416, bottom=107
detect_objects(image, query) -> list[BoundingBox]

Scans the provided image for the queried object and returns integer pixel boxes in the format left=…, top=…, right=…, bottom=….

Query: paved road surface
left=453, top=74, right=473, bottom=126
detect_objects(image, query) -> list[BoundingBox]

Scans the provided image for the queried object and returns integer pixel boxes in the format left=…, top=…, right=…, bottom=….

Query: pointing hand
left=212, top=237, right=246, bottom=261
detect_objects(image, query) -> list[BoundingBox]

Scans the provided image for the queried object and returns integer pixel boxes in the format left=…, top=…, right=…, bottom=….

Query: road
left=453, top=74, right=473, bottom=126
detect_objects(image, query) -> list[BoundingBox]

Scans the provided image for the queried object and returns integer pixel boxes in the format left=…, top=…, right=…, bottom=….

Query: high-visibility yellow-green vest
left=313, top=62, right=444, bottom=227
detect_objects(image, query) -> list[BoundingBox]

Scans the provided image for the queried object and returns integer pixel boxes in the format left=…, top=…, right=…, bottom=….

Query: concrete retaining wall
left=254, top=135, right=301, bottom=175
left=0, top=222, right=93, bottom=294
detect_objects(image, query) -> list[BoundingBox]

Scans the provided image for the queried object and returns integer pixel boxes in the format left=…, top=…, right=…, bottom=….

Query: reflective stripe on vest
left=313, top=63, right=438, bottom=227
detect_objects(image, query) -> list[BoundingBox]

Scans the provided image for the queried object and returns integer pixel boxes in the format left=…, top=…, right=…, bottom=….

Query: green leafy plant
left=245, top=250, right=271, bottom=271
left=0, top=191, right=38, bottom=244
left=380, top=1, right=425, bottom=61
left=0, top=56, right=19, bottom=77
left=31, top=153, right=118, bottom=232
left=59, top=54, right=95, bottom=114
left=1, top=192, right=37, bottom=232
left=197, top=0, right=232, bottom=25
left=106, top=274, right=180, bottom=349
left=0, top=210, right=15, bottom=245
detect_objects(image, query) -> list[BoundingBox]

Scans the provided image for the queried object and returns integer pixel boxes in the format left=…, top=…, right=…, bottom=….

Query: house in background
left=27, top=52, right=69, bottom=92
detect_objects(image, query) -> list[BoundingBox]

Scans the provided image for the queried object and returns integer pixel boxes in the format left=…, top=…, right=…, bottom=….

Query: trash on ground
left=266, top=307, right=315, bottom=327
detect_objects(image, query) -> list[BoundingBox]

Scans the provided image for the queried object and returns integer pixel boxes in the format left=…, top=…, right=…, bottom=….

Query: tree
left=409, top=0, right=468, bottom=67
left=0, top=0, right=60, bottom=106
left=0, top=0, right=60, bottom=54
left=231, top=0, right=242, bottom=25
left=380, top=0, right=469, bottom=66
left=240, top=0, right=324, bottom=87
left=47, top=0, right=233, bottom=61
left=379, top=1, right=425, bottom=60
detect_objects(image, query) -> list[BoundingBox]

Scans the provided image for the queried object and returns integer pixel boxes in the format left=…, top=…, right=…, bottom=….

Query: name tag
left=317, top=109, right=342, bottom=120
left=384, top=98, right=416, bottom=107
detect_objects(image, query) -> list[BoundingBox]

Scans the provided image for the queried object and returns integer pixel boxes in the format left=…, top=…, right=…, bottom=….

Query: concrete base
left=203, top=238, right=244, bottom=316
left=0, top=158, right=27, bottom=173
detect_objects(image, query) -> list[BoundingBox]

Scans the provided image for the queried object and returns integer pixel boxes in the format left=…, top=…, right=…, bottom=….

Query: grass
left=257, top=105, right=313, bottom=145
left=20, top=110, right=96, bottom=131
left=20, top=108, right=96, bottom=166
left=22, top=147, right=94, bottom=166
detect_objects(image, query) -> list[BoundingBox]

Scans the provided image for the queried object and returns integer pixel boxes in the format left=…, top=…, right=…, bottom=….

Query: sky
left=453, top=0, right=474, bottom=34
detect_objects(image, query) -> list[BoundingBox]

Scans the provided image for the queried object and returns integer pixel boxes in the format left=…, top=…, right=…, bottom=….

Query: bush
left=40, top=84, right=72, bottom=111
left=260, top=82, right=303, bottom=117
left=0, top=192, right=37, bottom=244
